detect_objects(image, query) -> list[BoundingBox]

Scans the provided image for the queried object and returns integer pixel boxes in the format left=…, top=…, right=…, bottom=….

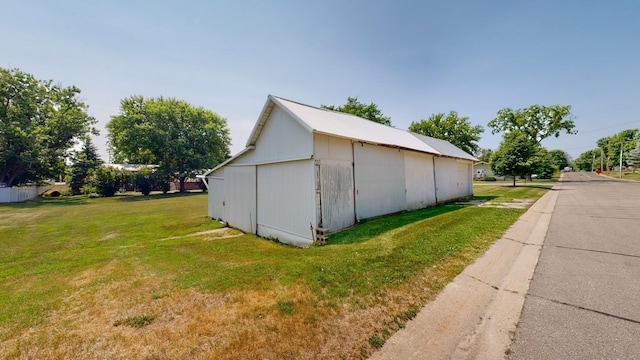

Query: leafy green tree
left=596, top=129, right=638, bottom=170
left=0, top=68, right=97, bottom=186
left=322, top=97, right=392, bottom=126
left=548, top=149, right=570, bottom=170
left=86, top=165, right=130, bottom=197
left=488, top=105, right=576, bottom=143
left=476, top=148, right=494, bottom=163
left=107, top=96, right=231, bottom=192
left=133, top=167, right=160, bottom=196
left=574, top=149, right=602, bottom=171
left=628, top=132, right=640, bottom=170
left=409, top=111, right=484, bottom=155
left=490, top=132, right=546, bottom=186
left=68, top=136, right=103, bottom=195
left=535, top=148, right=555, bottom=179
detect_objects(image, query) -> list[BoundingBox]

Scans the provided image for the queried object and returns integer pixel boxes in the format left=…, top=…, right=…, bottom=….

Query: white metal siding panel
left=313, top=134, right=353, bottom=162
left=257, top=160, right=315, bottom=247
left=354, top=143, right=407, bottom=220
left=237, top=106, right=312, bottom=165
left=208, top=178, right=225, bottom=221
left=434, top=157, right=459, bottom=203
left=404, top=151, right=436, bottom=210
left=225, top=166, right=257, bottom=234
left=207, top=167, right=225, bottom=221
left=317, top=159, right=356, bottom=232
left=456, top=160, right=473, bottom=197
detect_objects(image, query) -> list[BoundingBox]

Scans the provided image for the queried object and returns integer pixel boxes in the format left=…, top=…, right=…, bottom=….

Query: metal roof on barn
left=206, top=95, right=477, bottom=177
left=247, top=95, right=476, bottom=161
left=410, top=133, right=477, bottom=161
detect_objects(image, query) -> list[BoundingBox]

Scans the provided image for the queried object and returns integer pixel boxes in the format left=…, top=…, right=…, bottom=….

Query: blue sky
left=3, top=1, right=639, bottom=161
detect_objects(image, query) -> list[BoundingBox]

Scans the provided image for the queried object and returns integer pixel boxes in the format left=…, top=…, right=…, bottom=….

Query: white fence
left=0, top=184, right=52, bottom=203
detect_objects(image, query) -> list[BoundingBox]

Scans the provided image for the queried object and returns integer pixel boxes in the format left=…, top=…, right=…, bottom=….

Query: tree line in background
left=574, top=129, right=640, bottom=172
left=10, top=67, right=627, bottom=197
left=1, top=67, right=231, bottom=196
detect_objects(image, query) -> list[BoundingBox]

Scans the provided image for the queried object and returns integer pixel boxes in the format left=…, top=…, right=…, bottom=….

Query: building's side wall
left=353, top=142, right=407, bottom=220
left=404, top=151, right=437, bottom=210
left=256, top=159, right=316, bottom=247
left=237, top=106, right=312, bottom=164
left=434, top=157, right=473, bottom=202
left=434, top=157, right=458, bottom=203
left=224, top=165, right=257, bottom=234
left=314, top=134, right=353, bottom=162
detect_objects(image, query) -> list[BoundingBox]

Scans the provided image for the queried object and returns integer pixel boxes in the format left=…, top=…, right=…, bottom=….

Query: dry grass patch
left=0, top=188, right=549, bottom=359
left=0, top=260, right=469, bottom=359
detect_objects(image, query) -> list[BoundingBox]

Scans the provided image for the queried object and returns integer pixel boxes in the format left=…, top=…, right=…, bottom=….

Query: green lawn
left=602, top=170, right=640, bottom=181
left=0, top=185, right=550, bottom=359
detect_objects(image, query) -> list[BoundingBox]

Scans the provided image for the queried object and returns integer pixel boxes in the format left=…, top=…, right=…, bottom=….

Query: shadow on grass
left=467, top=195, right=499, bottom=202
left=0, top=191, right=207, bottom=208
left=511, top=185, right=554, bottom=190
left=113, top=191, right=206, bottom=202
left=0, top=196, right=90, bottom=208
left=327, top=205, right=465, bottom=245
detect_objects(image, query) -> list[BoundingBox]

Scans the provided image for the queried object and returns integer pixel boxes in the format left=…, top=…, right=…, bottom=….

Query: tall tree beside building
left=491, top=131, right=547, bottom=186
left=68, top=136, right=103, bottom=195
left=107, top=96, right=231, bottom=192
left=488, top=104, right=576, bottom=143
left=322, top=97, right=392, bottom=126
left=476, top=148, right=494, bottom=163
left=409, top=111, right=484, bottom=155
left=0, top=67, right=97, bottom=186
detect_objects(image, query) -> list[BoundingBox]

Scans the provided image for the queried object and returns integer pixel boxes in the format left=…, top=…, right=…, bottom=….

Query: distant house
left=473, top=161, right=495, bottom=179
left=203, top=95, right=477, bottom=247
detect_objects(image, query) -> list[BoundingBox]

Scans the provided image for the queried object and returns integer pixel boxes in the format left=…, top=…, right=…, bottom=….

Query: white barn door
left=208, top=177, right=225, bottom=221
left=316, top=160, right=355, bottom=232
left=225, top=166, right=257, bottom=234
left=456, top=162, right=472, bottom=198
left=354, top=143, right=406, bottom=220
left=404, top=152, right=436, bottom=210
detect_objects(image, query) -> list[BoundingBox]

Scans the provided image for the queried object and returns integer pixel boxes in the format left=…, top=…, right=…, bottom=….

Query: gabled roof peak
left=245, top=94, right=477, bottom=160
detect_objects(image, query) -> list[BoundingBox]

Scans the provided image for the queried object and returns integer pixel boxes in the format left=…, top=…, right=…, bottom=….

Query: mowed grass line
left=0, top=185, right=549, bottom=359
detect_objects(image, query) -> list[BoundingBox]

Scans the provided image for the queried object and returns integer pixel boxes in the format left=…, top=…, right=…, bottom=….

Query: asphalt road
left=509, top=172, right=640, bottom=359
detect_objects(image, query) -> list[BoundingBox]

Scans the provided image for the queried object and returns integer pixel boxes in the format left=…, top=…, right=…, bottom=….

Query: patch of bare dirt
left=479, top=198, right=534, bottom=209
left=157, top=227, right=244, bottom=241
left=456, top=198, right=535, bottom=209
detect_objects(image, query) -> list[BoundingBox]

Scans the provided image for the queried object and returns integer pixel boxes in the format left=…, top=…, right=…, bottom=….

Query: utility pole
left=620, top=143, right=624, bottom=178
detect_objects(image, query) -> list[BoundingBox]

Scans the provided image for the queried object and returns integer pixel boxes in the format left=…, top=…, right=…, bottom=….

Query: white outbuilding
left=203, top=95, right=477, bottom=247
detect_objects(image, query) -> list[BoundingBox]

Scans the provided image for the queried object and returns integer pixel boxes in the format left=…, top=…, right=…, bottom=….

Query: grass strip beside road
left=0, top=184, right=549, bottom=359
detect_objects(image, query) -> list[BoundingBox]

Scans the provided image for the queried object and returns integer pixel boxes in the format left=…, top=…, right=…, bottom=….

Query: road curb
left=370, top=190, right=558, bottom=360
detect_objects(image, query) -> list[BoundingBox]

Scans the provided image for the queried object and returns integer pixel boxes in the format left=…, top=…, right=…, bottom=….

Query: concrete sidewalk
left=370, top=189, right=558, bottom=360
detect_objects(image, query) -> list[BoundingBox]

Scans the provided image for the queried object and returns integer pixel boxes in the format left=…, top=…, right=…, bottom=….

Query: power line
left=578, top=120, right=639, bottom=135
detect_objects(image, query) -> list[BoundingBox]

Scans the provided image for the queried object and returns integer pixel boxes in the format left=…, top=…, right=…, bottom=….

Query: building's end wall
left=238, top=106, right=313, bottom=165
left=256, top=160, right=316, bottom=247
